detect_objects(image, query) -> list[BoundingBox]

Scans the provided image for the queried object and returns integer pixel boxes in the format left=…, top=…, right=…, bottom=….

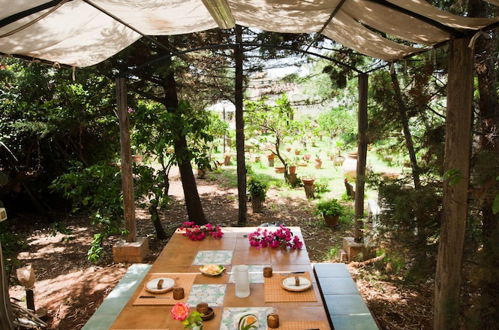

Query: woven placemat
left=279, top=321, right=329, bottom=330
left=264, top=272, right=317, bottom=302
left=133, top=273, right=197, bottom=306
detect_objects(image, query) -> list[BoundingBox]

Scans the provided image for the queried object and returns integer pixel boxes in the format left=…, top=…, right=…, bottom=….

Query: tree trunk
left=467, top=1, right=499, bottom=327
left=390, top=69, right=421, bottom=190
left=163, top=56, right=207, bottom=225
left=149, top=203, right=167, bottom=240
left=234, top=25, right=247, bottom=226
left=354, top=73, right=368, bottom=243
left=0, top=243, right=14, bottom=330
left=434, top=37, right=473, bottom=330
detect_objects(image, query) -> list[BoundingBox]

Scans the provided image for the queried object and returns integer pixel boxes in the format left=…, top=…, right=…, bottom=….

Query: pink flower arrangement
left=179, top=221, right=224, bottom=241
left=171, top=302, right=190, bottom=321
left=248, top=225, right=303, bottom=250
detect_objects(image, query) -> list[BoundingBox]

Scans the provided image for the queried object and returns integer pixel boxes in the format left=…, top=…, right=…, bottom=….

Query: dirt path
left=8, top=169, right=431, bottom=329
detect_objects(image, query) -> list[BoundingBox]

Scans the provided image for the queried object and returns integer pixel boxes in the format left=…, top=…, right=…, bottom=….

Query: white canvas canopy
left=0, top=0, right=498, bottom=67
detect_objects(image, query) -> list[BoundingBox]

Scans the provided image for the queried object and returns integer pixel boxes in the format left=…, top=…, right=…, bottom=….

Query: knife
left=139, top=295, right=171, bottom=299
left=280, top=271, right=305, bottom=276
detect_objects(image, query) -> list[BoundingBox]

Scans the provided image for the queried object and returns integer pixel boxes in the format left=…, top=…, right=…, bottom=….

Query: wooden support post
left=434, top=37, right=473, bottom=330
left=234, top=25, right=247, bottom=226
left=354, top=73, right=368, bottom=243
left=0, top=243, right=14, bottom=330
left=116, top=77, right=136, bottom=243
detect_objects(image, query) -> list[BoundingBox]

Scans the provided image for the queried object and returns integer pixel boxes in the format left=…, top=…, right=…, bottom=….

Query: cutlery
left=139, top=295, right=170, bottom=299
left=280, top=271, right=305, bottom=276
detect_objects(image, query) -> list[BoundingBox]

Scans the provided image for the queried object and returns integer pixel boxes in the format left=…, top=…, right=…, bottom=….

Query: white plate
left=236, top=313, right=259, bottom=330
left=145, top=277, right=175, bottom=294
left=199, top=264, right=225, bottom=276
left=281, top=276, right=312, bottom=292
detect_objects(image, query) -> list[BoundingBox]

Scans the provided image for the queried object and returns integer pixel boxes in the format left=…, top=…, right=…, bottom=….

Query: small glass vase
left=233, top=265, right=250, bottom=298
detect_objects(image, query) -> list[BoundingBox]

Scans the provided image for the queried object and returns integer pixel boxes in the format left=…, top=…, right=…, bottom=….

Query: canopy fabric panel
left=0, top=0, right=140, bottom=67
left=227, top=0, right=339, bottom=33
left=92, top=0, right=218, bottom=35
left=322, top=11, right=421, bottom=61
left=387, top=0, right=497, bottom=29
left=342, top=0, right=450, bottom=45
left=0, top=0, right=498, bottom=67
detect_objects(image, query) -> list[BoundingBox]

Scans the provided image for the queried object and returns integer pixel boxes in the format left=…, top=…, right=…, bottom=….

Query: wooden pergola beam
left=201, top=0, right=235, bottom=29
left=354, top=73, right=369, bottom=242
left=434, top=37, right=473, bottom=329
left=116, top=77, right=136, bottom=243
left=234, top=25, right=247, bottom=226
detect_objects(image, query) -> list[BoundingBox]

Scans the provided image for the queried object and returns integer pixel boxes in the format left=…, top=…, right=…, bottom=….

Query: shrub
left=50, top=162, right=125, bottom=262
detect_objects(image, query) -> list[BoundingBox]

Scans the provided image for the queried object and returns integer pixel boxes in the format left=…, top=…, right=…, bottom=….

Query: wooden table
left=111, top=227, right=331, bottom=329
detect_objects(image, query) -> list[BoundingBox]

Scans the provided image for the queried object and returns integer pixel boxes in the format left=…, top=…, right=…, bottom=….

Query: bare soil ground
left=8, top=169, right=432, bottom=329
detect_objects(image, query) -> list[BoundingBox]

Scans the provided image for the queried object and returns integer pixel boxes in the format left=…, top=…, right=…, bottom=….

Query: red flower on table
left=171, top=302, right=189, bottom=321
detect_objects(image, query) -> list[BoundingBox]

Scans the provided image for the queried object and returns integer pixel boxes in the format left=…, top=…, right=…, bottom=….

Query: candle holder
left=173, top=287, right=185, bottom=300
left=267, top=313, right=279, bottom=328
left=263, top=266, right=273, bottom=278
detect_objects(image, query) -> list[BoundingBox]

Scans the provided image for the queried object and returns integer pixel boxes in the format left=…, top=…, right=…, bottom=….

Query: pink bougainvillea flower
left=171, top=302, right=190, bottom=321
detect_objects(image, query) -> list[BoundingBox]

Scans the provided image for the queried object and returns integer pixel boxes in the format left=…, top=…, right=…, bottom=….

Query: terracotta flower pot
left=301, top=178, right=315, bottom=199
left=303, top=154, right=311, bottom=161
left=289, top=165, right=297, bottom=175
left=275, top=166, right=285, bottom=174
left=267, top=154, right=275, bottom=167
left=294, top=150, right=301, bottom=155
left=132, top=155, right=143, bottom=163
left=286, top=147, right=292, bottom=152
left=314, top=159, right=322, bottom=169
left=197, top=168, right=207, bottom=179
left=323, top=214, right=339, bottom=227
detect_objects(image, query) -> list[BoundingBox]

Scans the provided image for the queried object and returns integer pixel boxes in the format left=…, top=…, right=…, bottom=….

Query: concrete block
left=112, top=237, right=149, bottom=263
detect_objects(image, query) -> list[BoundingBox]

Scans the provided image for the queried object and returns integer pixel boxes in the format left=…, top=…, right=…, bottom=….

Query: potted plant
left=294, top=149, right=301, bottom=155
left=316, top=199, right=343, bottom=227
left=248, top=177, right=268, bottom=213
left=314, top=153, right=322, bottom=169
left=267, top=153, right=275, bottom=167
left=303, top=154, right=311, bottom=162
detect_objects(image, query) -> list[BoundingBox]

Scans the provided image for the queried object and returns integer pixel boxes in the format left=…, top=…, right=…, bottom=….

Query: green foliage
left=247, top=177, right=268, bottom=199
left=317, top=106, right=356, bottom=143
left=316, top=199, right=344, bottom=217
left=0, top=58, right=118, bottom=212
left=375, top=180, right=442, bottom=280
left=50, top=162, right=125, bottom=262
left=245, top=94, right=301, bottom=168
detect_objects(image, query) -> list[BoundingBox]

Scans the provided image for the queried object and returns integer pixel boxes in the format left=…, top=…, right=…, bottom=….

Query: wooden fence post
left=116, top=77, right=136, bottom=243
left=354, top=73, right=368, bottom=242
left=434, top=37, right=473, bottom=330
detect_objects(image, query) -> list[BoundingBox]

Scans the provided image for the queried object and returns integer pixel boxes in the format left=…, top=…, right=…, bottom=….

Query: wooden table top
left=111, top=227, right=331, bottom=330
